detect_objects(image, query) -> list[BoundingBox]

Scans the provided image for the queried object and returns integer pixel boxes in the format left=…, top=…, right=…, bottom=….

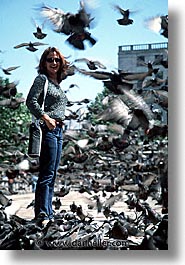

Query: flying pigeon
left=74, top=58, right=106, bottom=70
left=0, top=66, right=20, bottom=75
left=144, top=15, right=168, bottom=38
left=112, top=5, right=134, bottom=25
left=40, top=1, right=94, bottom=35
left=32, top=18, right=47, bottom=39
left=14, top=41, right=48, bottom=52
left=39, top=2, right=96, bottom=50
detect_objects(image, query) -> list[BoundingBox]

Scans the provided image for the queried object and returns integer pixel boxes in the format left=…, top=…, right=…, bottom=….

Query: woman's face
left=45, top=51, right=61, bottom=77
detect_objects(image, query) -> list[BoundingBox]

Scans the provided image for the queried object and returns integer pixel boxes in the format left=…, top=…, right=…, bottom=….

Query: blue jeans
left=35, top=124, right=63, bottom=220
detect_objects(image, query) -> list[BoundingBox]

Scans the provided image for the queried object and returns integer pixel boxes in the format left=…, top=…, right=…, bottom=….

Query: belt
left=41, top=121, right=64, bottom=128
left=56, top=121, right=65, bottom=128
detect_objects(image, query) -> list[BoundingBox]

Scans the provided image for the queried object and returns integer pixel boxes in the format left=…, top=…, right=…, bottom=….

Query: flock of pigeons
left=0, top=1, right=168, bottom=250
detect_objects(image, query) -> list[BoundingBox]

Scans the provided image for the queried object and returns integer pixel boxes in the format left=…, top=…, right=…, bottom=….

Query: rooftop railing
left=119, top=42, right=168, bottom=52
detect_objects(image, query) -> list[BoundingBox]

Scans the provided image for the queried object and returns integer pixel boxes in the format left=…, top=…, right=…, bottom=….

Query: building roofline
left=119, top=42, right=168, bottom=52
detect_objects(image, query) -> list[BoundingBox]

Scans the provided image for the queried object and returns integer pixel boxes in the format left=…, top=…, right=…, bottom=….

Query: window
left=154, top=54, right=163, bottom=65
left=137, top=55, right=145, bottom=66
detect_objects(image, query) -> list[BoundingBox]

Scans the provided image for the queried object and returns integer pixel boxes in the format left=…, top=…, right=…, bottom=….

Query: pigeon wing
left=40, top=5, right=68, bottom=32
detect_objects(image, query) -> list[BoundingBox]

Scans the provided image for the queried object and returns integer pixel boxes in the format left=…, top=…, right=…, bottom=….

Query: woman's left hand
left=42, top=114, right=57, bottom=130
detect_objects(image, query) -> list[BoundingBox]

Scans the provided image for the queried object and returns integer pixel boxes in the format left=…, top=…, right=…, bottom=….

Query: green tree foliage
left=87, top=87, right=110, bottom=124
left=0, top=77, right=31, bottom=160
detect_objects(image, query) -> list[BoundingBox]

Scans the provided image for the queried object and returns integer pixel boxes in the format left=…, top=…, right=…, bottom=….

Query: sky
left=0, top=0, right=168, bottom=105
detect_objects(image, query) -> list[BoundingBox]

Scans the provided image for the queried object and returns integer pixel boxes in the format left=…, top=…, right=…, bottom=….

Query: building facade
left=118, top=42, right=168, bottom=81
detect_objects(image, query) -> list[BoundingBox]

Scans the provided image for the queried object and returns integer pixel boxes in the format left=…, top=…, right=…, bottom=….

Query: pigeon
left=118, top=63, right=159, bottom=82
left=109, top=220, right=128, bottom=240
left=14, top=41, right=48, bottom=52
left=60, top=64, right=77, bottom=81
left=112, top=5, right=134, bottom=26
left=32, top=18, right=47, bottom=39
left=66, top=31, right=96, bottom=50
left=52, top=197, right=62, bottom=210
left=74, top=58, right=106, bottom=70
left=144, top=15, right=168, bottom=38
left=40, top=1, right=94, bottom=35
left=0, top=85, right=17, bottom=98
left=39, top=2, right=96, bottom=50
left=54, top=185, right=70, bottom=197
left=70, top=201, right=78, bottom=213
left=0, top=66, right=20, bottom=75
left=26, top=199, right=35, bottom=209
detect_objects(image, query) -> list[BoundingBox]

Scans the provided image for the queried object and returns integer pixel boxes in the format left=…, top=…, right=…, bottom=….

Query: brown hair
left=38, top=47, right=70, bottom=83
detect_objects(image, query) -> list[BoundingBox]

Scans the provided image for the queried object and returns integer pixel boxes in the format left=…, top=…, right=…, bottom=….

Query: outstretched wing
left=144, top=15, right=163, bottom=34
left=40, top=5, right=69, bottom=33
left=32, top=42, right=48, bottom=46
left=14, top=43, right=29, bottom=49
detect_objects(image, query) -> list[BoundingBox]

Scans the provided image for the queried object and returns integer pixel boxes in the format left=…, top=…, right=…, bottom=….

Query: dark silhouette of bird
left=40, top=1, right=94, bottom=35
left=112, top=135, right=129, bottom=151
left=3, top=87, right=17, bottom=98
left=74, top=58, right=106, bottom=70
left=112, top=5, right=134, bottom=26
left=70, top=201, right=78, bottom=213
left=146, top=124, right=168, bottom=138
left=66, top=31, right=96, bottom=50
left=142, top=75, right=167, bottom=89
left=76, top=67, right=156, bottom=93
left=78, top=184, right=92, bottom=195
left=64, top=84, right=79, bottom=94
left=109, top=220, right=128, bottom=240
left=60, top=64, right=77, bottom=81
left=14, top=41, right=48, bottom=52
left=0, top=81, right=18, bottom=98
left=52, top=197, right=62, bottom=210
left=118, top=63, right=159, bottom=81
left=153, top=50, right=168, bottom=69
left=32, top=18, right=47, bottom=39
left=54, top=185, right=70, bottom=197
left=76, top=205, right=86, bottom=221
left=77, top=67, right=135, bottom=94
left=39, top=2, right=96, bottom=50
left=96, top=135, right=113, bottom=151
left=26, top=199, right=35, bottom=209
left=144, top=15, right=168, bottom=38
left=0, top=66, right=20, bottom=75
left=103, top=206, right=111, bottom=218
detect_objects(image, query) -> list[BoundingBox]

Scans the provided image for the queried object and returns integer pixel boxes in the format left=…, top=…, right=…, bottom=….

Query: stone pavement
left=5, top=190, right=162, bottom=222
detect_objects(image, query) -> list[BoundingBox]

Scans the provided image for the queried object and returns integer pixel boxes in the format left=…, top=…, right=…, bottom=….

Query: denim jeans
left=35, top=123, right=63, bottom=220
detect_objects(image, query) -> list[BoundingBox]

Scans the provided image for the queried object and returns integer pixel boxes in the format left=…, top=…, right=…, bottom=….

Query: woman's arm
left=26, top=75, right=47, bottom=119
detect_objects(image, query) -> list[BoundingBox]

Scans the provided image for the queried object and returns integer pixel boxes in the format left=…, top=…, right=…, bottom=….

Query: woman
left=26, top=47, right=69, bottom=225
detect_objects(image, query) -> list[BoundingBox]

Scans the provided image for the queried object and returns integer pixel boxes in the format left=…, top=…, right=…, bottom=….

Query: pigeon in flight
left=39, top=1, right=96, bottom=50
left=66, top=31, right=96, bottom=50
left=112, top=5, right=134, bottom=25
left=14, top=41, right=48, bottom=52
left=0, top=65, right=20, bottom=75
left=144, top=15, right=168, bottom=38
left=74, top=58, right=106, bottom=70
left=40, top=1, right=94, bottom=35
left=32, top=18, right=47, bottom=39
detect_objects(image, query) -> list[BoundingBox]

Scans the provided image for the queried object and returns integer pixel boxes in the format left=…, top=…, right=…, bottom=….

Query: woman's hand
left=41, top=114, right=57, bottom=130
